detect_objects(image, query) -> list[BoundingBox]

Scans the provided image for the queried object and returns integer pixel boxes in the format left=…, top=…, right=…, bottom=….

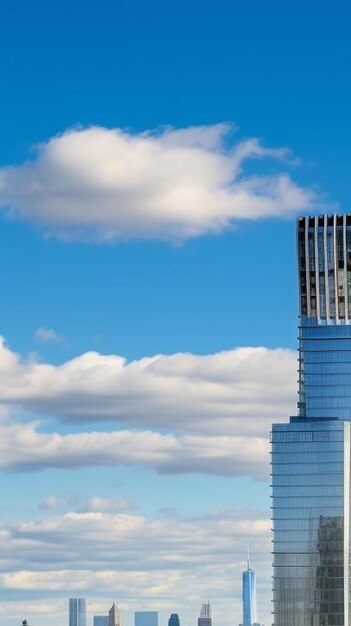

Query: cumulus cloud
left=0, top=337, right=296, bottom=436
left=39, top=494, right=136, bottom=513
left=0, top=421, right=269, bottom=477
left=84, top=497, right=136, bottom=513
left=0, top=507, right=271, bottom=625
left=0, top=507, right=270, bottom=586
left=0, top=336, right=295, bottom=477
left=34, top=328, right=65, bottom=344
left=0, top=125, right=316, bottom=242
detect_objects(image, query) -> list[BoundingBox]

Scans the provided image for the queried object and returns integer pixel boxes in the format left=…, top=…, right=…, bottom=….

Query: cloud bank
left=0, top=506, right=271, bottom=625
left=1, top=507, right=270, bottom=576
left=0, top=124, right=315, bottom=242
left=0, top=337, right=294, bottom=477
left=0, top=422, right=269, bottom=477
left=0, top=337, right=295, bottom=434
left=38, top=494, right=136, bottom=513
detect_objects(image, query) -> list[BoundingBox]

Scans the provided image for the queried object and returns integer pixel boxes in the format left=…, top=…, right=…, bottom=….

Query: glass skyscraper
left=94, top=617, right=109, bottom=626
left=198, top=602, right=212, bottom=626
left=69, top=598, right=87, bottom=626
left=134, top=612, right=158, bottom=626
left=243, top=556, right=257, bottom=626
left=168, top=614, right=180, bottom=626
left=272, top=214, right=351, bottom=626
left=239, top=552, right=263, bottom=626
left=109, top=603, right=121, bottom=626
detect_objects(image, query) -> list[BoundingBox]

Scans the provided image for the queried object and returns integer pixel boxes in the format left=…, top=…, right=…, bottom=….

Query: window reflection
left=272, top=422, right=346, bottom=626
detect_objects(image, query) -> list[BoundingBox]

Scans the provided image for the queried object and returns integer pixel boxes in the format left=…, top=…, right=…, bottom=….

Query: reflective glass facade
left=272, top=421, right=350, bottom=626
left=69, top=599, right=87, bottom=626
left=135, top=613, right=158, bottom=626
left=168, top=614, right=180, bottom=626
left=243, top=567, right=257, bottom=626
left=109, top=603, right=121, bottom=626
left=272, top=215, right=351, bottom=626
left=94, top=618, right=109, bottom=626
left=299, top=323, right=351, bottom=421
left=198, top=602, right=212, bottom=626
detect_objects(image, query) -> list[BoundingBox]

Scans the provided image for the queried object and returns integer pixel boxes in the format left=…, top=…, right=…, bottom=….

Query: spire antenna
left=247, top=540, right=250, bottom=570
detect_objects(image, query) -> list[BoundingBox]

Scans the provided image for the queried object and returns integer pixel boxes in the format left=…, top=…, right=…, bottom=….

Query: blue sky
left=0, top=1, right=350, bottom=625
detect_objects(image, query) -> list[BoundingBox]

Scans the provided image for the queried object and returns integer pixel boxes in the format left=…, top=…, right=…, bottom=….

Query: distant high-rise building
left=198, top=602, right=212, bottom=626
left=69, top=598, right=87, bottom=626
left=242, top=554, right=257, bottom=626
left=239, top=551, right=263, bottom=626
left=134, top=612, right=158, bottom=626
left=94, top=617, right=109, bottom=626
left=168, top=614, right=180, bottom=626
left=109, top=603, right=121, bottom=626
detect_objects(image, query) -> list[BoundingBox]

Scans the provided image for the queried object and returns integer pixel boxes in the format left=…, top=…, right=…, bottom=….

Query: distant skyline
left=1, top=1, right=351, bottom=626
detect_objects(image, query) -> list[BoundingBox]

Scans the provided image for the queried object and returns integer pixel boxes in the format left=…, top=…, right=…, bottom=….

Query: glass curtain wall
left=272, top=421, right=349, bottom=626
left=272, top=215, right=351, bottom=626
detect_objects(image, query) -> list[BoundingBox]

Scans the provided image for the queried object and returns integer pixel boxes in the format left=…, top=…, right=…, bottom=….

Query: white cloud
left=2, top=507, right=270, bottom=572
left=0, top=599, right=66, bottom=621
left=0, top=421, right=269, bottom=477
left=0, top=336, right=295, bottom=477
left=0, top=337, right=296, bottom=436
left=38, top=495, right=62, bottom=510
left=34, top=328, right=65, bottom=344
left=0, top=507, right=272, bottom=625
left=83, top=497, right=136, bottom=513
left=0, top=125, right=316, bottom=242
left=39, top=494, right=136, bottom=513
